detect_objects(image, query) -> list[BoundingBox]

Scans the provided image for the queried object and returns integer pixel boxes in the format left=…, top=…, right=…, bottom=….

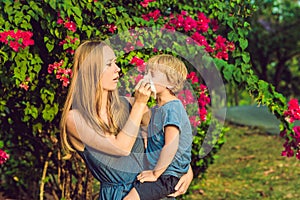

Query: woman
left=60, top=40, right=193, bottom=199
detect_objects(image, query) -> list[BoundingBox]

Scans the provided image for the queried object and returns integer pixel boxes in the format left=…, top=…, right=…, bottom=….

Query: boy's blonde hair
left=147, top=54, right=188, bottom=93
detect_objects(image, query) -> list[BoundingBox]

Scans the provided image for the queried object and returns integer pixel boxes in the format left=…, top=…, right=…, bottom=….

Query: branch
left=39, top=151, right=53, bottom=200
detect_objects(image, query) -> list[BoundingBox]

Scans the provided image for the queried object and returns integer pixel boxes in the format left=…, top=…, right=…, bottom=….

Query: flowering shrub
left=0, top=0, right=293, bottom=199
left=280, top=98, right=300, bottom=159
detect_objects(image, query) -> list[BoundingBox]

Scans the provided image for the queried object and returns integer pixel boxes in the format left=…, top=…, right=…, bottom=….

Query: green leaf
left=46, top=42, right=54, bottom=52
left=233, top=68, right=242, bottom=82
left=71, top=7, right=82, bottom=18
left=42, top=103, right=58, bottom=122
left=49, top=0, right=56, bottom=10
left=239, top=38, right=248, bottom=50
left=242, top=53, right=250, bottom=63
left=40, top=88, right=55, bottom=104
left=223, top=64, right=234, bottom=81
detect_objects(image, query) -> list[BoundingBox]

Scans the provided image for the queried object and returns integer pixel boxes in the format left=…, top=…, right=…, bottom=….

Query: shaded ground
left=185, top=125, right=300, bottom=200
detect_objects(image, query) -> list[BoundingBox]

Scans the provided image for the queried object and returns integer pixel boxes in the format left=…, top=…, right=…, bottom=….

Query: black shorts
left=133, top=175, right=179, bottom=200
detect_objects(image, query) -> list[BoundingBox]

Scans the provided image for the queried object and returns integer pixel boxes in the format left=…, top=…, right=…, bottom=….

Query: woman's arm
left=67, top=80, right=151, bottom=156
left=168, top=164, right=193, bottom=197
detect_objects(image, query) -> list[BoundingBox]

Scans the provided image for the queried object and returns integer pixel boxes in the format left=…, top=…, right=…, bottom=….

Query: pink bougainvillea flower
left=57, top=18, right=64, bottom=24
left=107, top=24, right=117, bottom=33
left=66, top=49, right=75, bottom=55
left=135, top=74, right=144, bottom=84
left=136, top=40, right=144, bottom=47
left=142, top=9, right=161, bottom=21
left=292, top=126, right=300, bottom=144
left=64, top=68, right=73, bottom=77
left=9, top=40, right=21, bottom=52
left=124, top=42, right=134, bottom=53
left=130, top=56, right=146, bottom=72
left=189, top=115, right=201, bottom=127
left=0, top=31, right=9, bottom=44
left=64, top=21, right=77, bottom=32
left=19, top=78, right=30, bottom=90
left=296, top=151, right=300, bottom=160
left=0, top=149, right=9, bottom=165
left=210, top=19, right=219, bottom=32
left=199, top=107, right=207, bottom=121
left=281, top=142, right=294, bottom=157
left=0, top=30, right=34, bottom=51
left=181, top=10, right=188, bottom=16
left=198, top=94, right=210, bottom=107
left=215, top=35, right=227, bottom=50
left=177, top=92, right=187, bottom=107
left=140, top=0, right=156, bottom=8
left=197, top=12, right=210, bottom=32
left=226, top=41, right=235, bottom=51
left=215, top=51, right=228, bottom=60
left=186, top=71, right=199, bottom=84
left=48, top=60, right=72, bottom=87
left=288, top=98, right=299, bottom=108
left=162, top=24, right=176, bottom=32
left=183, top=16, right=197, bottom=32
left=199, top=84, right=207, bottom=92
left=19, top=83, right=29, bottom=91
left=61, top=76, right=70, bottom=87
left=284, top=98, right=300, bottom=123
left=281, top=149, right=294, bottom=157
left=191, top=32, right=208, bottom=47
left=279, top=129, right=287, bottom=138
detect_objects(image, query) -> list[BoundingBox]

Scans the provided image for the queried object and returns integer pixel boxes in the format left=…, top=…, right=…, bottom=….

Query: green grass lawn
left=185, top=124, right=300, bottom=200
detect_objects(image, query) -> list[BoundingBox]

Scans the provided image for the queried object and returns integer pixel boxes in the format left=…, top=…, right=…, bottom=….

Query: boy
left=124, top=54, right=193, bottom=200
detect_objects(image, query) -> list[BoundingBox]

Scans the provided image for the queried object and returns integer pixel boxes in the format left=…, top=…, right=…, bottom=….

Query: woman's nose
left=115, top=64, right=121, bottom=72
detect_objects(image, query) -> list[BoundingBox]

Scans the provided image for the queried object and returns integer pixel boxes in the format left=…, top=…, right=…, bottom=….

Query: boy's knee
left=124, top=188, right=140, bottom=200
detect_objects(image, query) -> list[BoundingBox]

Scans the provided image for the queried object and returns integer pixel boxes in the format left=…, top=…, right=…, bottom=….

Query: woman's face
left=101, top=46, right=120, bottom=91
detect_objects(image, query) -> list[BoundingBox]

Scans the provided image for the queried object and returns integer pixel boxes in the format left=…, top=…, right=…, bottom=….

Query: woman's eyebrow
left=106, top=58, right=116, bottom=64
left=107, top=58, right=116, bottom=63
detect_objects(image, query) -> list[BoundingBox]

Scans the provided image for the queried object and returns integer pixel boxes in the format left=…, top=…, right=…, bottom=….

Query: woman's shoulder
left=65, top=109, right=85, bottom=151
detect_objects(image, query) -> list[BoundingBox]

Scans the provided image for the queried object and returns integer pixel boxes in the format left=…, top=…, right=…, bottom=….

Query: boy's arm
left=137, top=125, right=179, bottom=182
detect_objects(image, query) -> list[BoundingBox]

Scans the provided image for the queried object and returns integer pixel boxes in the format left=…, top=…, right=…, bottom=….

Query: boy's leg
left=133, top=175, right=179, bottom=200
left=123, top=188, right=140, bottom=200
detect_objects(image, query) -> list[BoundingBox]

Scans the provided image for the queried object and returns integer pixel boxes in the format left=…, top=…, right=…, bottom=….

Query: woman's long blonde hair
left=60, top=40, right=129, bottom=154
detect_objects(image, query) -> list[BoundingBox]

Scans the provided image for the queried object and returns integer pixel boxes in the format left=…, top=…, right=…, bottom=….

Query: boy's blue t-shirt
left=146, top=99, right=193, bottom=177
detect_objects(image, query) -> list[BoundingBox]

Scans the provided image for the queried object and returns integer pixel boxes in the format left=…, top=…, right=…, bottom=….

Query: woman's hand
left=168, top=165, right=193, bottom=197
left=134, top=79, right=151, bottom=104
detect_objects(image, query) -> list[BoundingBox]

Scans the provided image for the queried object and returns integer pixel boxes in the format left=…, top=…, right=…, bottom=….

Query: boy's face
left=144, top=68, right=173, bottom=96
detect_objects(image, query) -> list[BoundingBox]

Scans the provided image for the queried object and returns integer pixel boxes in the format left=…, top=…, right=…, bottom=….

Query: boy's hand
left=137, top=170, right=157, bottom=183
